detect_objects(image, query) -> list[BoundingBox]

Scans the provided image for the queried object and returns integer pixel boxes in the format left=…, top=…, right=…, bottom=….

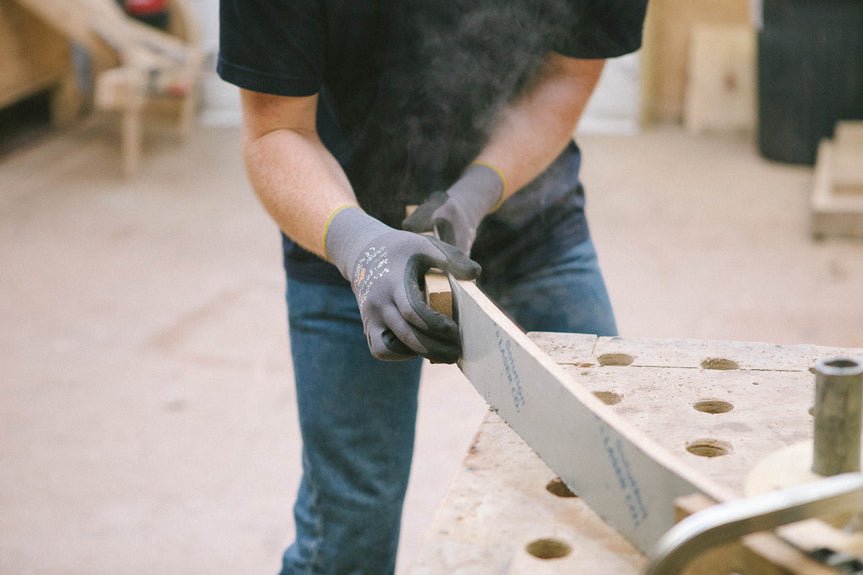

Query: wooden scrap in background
left=811, top=121, right=863, bottom=239
left=0, top=0, right=83, bottom=126
left=10, top=0, right=203, bottom=176
left=684, top=23, right=757, bottom=134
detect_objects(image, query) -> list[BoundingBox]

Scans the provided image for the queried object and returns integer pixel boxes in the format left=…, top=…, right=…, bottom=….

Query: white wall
left=190, top=0, right=243, bottom=126
left=578, top=52, right=642, bottom=135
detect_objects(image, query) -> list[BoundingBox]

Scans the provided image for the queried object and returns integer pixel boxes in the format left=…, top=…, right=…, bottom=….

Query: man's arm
left=239, top=88, right=480, bottom=363
left=240, top=89, right=357, bottom=259
left=403, top=53, right=605, bottom=250
left=476, top=53, right=606, bottom=201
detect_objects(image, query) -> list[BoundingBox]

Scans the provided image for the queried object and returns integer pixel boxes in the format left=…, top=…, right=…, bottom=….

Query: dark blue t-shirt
left=218, top=0, right=647, bottom=285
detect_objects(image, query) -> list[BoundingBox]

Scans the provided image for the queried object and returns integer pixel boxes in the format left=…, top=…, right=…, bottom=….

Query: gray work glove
left=326, top=207, right=481, bottom=363
left=402, top=163, right=504, bottom=254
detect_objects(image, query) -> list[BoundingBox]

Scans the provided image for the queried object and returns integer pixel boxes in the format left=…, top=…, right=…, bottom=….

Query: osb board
left=0, top=0, right=70, bottom=109
left=641, top=0, right=751, bottom=124
left=412, top=334, right=863, bottom=574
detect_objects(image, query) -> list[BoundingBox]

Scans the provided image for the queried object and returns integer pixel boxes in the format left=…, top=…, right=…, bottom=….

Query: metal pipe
left=812, top=356, right=863, bottom=477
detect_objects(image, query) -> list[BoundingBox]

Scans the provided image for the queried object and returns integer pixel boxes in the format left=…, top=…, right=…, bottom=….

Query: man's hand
left=402, top=163, right=504, bottom=254
left=327, top=207, right=481, bottom=363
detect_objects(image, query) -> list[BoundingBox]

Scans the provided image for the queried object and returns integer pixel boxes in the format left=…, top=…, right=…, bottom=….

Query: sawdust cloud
left=353, top=0, right=571, bottom=223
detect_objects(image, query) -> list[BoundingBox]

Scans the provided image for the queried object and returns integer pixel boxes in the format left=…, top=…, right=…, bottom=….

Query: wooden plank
left=811, top=140, right=863, bottom=239
left=12, top=0, right=198, bottom=70
left=9, top=0, right=116, bottom=70
left=13, top=0, right=203, bottom=176
left=684, top=24, right=756, bottom=134
left=832, top=122, right=863, bottom=196
left=425, top=274, right=453, bottom=319
left=641, top=0, right=751, bottom=124
left=835, top=121, right=863, bottom=148
left=0, top=0, right=73, bottom=113
left=9, top=0, right=94, bottom=47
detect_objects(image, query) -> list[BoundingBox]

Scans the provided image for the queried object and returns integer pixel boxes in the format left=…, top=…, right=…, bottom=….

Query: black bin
left=758, top=0, right=863, bottom=165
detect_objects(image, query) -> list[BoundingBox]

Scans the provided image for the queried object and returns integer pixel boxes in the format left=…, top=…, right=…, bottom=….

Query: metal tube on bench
left=812, top=356, right=863, bottom=476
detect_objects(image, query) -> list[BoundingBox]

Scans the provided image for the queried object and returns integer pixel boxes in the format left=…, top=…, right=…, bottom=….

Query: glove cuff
left=468, top=161, right=507, bottom=211
left=448, top=163, right=505, bottom=222
left=324, top=206, right=392, bottom=279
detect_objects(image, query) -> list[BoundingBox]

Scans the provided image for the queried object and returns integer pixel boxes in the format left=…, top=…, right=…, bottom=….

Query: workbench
left=411, top=333, right=863, bottom=574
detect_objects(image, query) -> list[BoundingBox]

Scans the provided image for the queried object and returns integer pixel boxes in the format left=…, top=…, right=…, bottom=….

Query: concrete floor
left=1, top=115, right=862, bottom=575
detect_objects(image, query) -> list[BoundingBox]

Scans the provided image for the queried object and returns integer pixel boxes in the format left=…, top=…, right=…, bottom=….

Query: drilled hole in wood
left=546, top=477, right=577, bottom=498
left=686, top=439, right=732, bottom=458
left=594, top=391, right=622, bottom=405
left=598, top=353, right=634, bottom=366
left=693, top=399, right=734, bottom=414
left=701, top=357, right=739, bottom=370
left=526, top=538, right=572, bottom=560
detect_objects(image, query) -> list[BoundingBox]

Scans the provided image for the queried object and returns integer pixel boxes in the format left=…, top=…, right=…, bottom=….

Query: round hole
left=693, top=399, right=734, bottom=414
left=598, top=353, right=634, bottom=367
left=526, top=538, right=572, bottom=560
left=686, top=439, right=732, bottom=458
left=594, top=391, right=622, bottom=405
left=701, top=358, right=739, bottom=370
left=546, top=477, right=577, bottom=498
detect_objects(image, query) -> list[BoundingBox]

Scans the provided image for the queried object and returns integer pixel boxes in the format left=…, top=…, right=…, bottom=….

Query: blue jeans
left=279, top=238, right=617, bottom=575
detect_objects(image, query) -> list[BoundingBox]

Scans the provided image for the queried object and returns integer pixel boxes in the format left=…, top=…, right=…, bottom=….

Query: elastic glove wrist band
left=469, top=161, right=507, bottom=211
left=322, top=204, right=361, bottom=262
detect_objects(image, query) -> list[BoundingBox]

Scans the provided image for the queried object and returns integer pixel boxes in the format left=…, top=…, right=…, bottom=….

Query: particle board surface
left=410, top=412, right=646, bottom=575
left=412, top=334, right=863, bottom=574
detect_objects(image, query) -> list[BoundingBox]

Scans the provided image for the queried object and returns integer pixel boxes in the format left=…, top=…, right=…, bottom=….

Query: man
left=218, top=1, right=648, bottom=573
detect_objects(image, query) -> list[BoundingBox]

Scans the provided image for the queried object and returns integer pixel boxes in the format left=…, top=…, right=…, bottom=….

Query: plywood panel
left=0, top=0, right=71, bottom=110
left=642, top=0, right=751, bottom=124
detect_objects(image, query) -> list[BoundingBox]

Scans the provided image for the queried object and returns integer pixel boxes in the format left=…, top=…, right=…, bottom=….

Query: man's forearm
left=240, top=90, right=357, bottom=259
left=475, top=54, right=605, bottom=200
